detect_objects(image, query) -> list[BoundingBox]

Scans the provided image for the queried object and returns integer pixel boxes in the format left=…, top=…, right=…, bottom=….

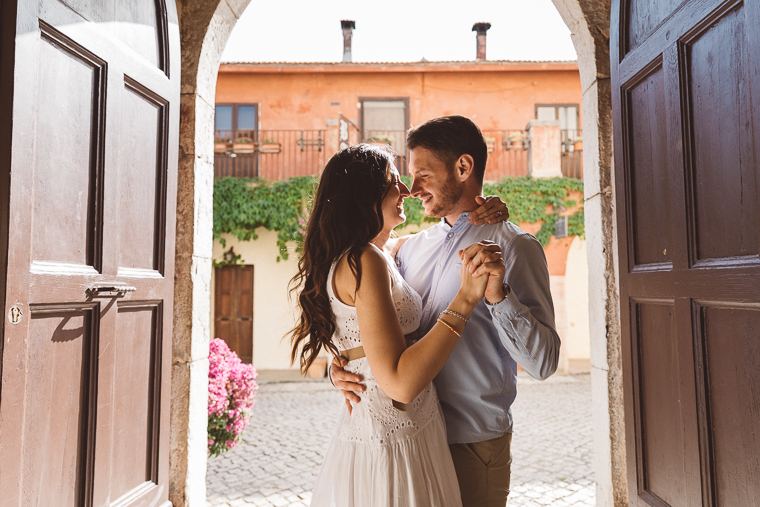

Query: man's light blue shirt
left=396, top=212, right=561, bottom=444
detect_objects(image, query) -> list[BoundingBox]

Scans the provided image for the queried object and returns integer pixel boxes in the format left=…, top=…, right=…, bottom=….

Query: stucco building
left=210, top=37, right=591, bottom=379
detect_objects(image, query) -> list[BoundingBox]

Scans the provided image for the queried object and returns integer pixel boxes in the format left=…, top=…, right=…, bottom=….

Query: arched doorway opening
left=170, top=1, right=622, bottom=505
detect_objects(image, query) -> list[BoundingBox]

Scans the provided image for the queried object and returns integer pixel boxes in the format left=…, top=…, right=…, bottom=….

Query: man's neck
left=443, top=197, right=480, bottom=226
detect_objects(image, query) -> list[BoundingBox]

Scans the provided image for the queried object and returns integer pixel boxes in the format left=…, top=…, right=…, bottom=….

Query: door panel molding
left=121, top=75, right=169, bottom=276
left=27, top=303, right=100, bottom=507
left=155, top=0, right=169, bottom=77
left=114, top=301, right=163, bottom=495
left=692, top=301, right=760, bottom=507
left=679, top=2, right=757, bottom=267
left=37, top=20, right=107, bottom=272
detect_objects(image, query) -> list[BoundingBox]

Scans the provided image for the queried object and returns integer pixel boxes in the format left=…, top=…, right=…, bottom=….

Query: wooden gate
left=0, top=1, right=180, bottom=506
left=612, top=0, right=760, bottom=505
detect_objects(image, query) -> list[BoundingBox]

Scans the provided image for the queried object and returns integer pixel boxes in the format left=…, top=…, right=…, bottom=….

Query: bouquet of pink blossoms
left=208, top=338, right=258, bottom=457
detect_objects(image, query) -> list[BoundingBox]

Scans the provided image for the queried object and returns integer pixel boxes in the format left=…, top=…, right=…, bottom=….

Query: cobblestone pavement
left=206, top=373, right=594, bottom=506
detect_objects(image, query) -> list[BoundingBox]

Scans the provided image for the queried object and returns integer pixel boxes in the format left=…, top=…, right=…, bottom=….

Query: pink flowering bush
left=208, top=338, right=258, bottom=457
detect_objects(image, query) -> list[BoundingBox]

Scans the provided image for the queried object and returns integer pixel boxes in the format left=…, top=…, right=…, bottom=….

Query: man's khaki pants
left=449, top=432, right=512, bottom=507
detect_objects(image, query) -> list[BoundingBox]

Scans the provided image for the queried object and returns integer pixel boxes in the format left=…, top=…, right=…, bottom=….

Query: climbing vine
left=483, top=176, right=585, bottom=246
left=213, top=175, right=584, bottom=262
left=213, top=176, right=317, bottom=261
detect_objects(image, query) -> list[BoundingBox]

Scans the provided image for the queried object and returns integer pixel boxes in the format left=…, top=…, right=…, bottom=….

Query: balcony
left=214, top=129, right=326, bottom=179
left=213, top=128, right=582, bottom=180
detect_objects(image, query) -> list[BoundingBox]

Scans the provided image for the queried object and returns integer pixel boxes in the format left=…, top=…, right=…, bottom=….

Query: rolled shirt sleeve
left=486, top=234, right=561, bottom=380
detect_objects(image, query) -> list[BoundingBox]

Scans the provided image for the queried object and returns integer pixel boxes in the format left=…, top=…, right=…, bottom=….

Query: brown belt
left=340, top=330, right=421, bottom=412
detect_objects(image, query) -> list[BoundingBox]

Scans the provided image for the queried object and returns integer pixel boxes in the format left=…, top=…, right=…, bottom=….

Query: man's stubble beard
left=426, top=170, right=463, bottom=218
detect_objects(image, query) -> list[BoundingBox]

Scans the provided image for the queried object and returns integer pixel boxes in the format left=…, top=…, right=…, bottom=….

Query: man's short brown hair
left=406, top=115, right=488, bottom=183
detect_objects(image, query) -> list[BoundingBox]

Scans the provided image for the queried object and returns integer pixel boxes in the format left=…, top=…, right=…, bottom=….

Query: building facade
left=211, top=59, right=590, bottom=378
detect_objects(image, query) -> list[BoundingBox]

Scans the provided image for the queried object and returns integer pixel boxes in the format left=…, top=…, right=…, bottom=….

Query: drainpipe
left=341, top=20, right=356, bottom=62
left=472, top=22, right=491, bottom=60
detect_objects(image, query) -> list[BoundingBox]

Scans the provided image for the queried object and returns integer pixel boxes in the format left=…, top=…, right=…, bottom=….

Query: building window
left=359, top=98, right=409, bottom=172
left=535, top=104, right=579, bottom=131
left=215, top=103, right=258, bottom=134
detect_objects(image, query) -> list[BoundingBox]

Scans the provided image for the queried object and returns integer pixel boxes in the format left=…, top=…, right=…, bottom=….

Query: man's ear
left=455, top=154, right=475, bottom=182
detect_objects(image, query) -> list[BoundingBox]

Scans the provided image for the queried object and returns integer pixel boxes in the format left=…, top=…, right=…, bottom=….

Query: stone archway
left=170, top=1, right=623, bottom=506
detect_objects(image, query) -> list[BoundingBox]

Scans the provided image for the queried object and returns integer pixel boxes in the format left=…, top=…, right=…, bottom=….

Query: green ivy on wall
left=483, top=176, right=585, bottom=246
left=213, top=175, right=584, bottom=262
left=213, top=176, right=317, bottom=261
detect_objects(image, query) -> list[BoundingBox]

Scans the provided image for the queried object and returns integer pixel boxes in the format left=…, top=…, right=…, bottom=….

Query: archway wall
left=172, top=1, right=253, bottom=506
left=172, top=1, right=624, bottom=506
left=549, top=1, right=626, bottom=506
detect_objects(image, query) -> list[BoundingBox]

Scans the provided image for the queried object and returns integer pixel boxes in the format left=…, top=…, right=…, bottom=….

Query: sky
left=221, top=0, right=577, bottom=63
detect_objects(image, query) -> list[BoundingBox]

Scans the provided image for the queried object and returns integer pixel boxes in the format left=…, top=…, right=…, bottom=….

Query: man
left=332, top=115, right=560, bottom=506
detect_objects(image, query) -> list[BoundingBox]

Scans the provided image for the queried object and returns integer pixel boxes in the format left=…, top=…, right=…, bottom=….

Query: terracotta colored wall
left=215, top=66, right=582, bottom=131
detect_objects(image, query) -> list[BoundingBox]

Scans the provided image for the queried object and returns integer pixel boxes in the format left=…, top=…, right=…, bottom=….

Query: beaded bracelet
left=436, top=318, right=462, bottom=338
left=441, top=309, right=468, bottom=324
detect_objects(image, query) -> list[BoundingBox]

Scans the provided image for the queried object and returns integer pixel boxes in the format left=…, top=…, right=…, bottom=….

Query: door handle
left=86, top=285, right=137, bottom=297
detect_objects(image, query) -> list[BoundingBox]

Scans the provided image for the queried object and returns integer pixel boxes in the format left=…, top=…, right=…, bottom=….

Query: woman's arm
left=347, top=246, right=487, bottom=404
left=469, top=195, right=510, bottom=224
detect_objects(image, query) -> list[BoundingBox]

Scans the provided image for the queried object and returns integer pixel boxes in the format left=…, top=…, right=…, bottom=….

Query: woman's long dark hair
left=288, top=144, right=395, bottom=374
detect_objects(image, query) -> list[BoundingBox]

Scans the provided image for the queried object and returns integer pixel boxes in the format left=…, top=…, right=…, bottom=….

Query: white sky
left=221, top=0, right=577, bottom=63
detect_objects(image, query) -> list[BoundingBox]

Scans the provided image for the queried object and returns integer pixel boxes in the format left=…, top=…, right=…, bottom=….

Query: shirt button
left=447, top=233, right=453, bottom=238
left=437, top=264, right=441, bottom=268
left=494, top=311, right=501, bottom=317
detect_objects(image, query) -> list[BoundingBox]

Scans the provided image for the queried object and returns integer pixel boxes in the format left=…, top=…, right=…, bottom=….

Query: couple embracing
left=289, top=116, right=560, bottom=506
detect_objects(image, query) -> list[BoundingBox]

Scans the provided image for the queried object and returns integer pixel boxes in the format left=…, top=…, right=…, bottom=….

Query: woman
left=288, top=144, right=507, bottom=506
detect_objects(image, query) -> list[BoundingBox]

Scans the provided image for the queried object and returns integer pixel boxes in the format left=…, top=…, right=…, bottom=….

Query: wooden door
left=214, top=265, right=254, bottom=364
left=612, top=0, right=760, bottom=505
left=0, top=1, right=180, bottom=506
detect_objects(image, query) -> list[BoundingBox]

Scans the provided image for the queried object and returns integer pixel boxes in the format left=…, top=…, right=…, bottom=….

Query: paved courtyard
left=206, top=373, right=594, bottom=507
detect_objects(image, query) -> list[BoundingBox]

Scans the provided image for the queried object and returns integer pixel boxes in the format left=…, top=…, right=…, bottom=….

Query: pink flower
left=207, top=338, right=258, bottom=457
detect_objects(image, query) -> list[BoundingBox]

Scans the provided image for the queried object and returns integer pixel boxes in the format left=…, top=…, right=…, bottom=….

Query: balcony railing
left=482, top=130, right=530, bottom=180
left=213, top=127, right=583, bottom=181
left=214, top=129, right=327, bottom=179
left=560, top=129, right=583, bottom=179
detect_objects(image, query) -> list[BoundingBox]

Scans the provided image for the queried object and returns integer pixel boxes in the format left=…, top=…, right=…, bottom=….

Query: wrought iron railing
left=560, top=129, right=583, bottom=179
left=481, top=130, right=530, bottom=180
left=213, top=127, right=583, bottom=181
left=214, top=129, right=327, bottom=179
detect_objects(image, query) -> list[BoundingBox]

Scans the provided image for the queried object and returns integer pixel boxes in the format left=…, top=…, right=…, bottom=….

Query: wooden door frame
left=0, top=0, right=17, bottom=388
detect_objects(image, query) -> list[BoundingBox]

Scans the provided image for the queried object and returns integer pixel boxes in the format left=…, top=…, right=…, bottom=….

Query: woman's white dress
left=310, top=249, right=462, bottom=507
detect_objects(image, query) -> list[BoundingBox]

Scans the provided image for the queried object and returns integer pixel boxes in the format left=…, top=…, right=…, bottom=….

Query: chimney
left=341, top=20, right=356, bottom=62
left=472, top=22, right=491, bottom=60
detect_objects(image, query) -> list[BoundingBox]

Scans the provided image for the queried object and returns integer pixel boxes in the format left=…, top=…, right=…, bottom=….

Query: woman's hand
left=459, top=240, right=507, bottom=304
left=458, top=258, right=489, bottom=306
left=469, top=195, right=510, bottom=225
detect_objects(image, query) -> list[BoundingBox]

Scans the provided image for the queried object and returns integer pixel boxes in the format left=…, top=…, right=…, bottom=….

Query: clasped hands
left=331, top=240, right=506, bottom=413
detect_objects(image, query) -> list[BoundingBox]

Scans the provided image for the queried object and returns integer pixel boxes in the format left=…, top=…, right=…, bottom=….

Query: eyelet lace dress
left=310, top=248, right=462, bottom=507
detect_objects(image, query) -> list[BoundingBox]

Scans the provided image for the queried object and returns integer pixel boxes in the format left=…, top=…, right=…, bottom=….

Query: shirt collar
left=441, top=212, right=472, bottom=232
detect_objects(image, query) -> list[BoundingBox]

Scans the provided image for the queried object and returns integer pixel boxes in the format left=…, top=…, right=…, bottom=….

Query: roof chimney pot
left=472, top=22, right=492, bottom=60
left=341, top=20, right=356, bottom=62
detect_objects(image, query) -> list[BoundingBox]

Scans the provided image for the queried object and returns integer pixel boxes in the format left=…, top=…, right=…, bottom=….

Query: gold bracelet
left=436, top=318, right=462, bottom=338
left=441, top=309, right=468, bottom=324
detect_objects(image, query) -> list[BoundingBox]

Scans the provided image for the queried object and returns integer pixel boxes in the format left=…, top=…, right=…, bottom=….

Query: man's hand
left=330, top=356, right=366, bottom=414
left=458, top=240, right=507, bottom=304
